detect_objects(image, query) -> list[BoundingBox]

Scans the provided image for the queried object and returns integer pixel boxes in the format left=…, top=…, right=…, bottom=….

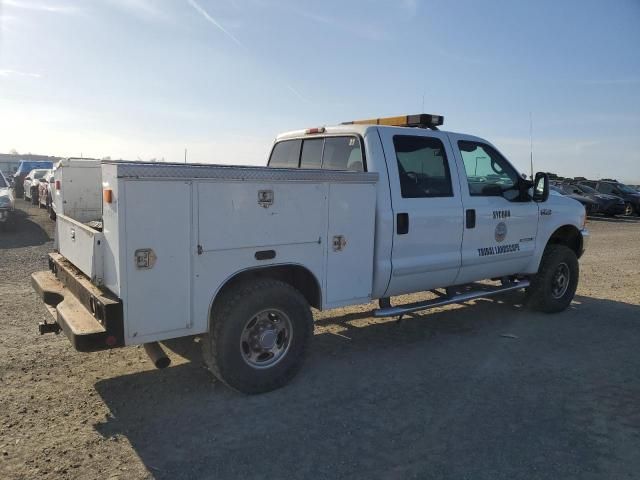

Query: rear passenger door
left=379, top=128, right=464, bottom=296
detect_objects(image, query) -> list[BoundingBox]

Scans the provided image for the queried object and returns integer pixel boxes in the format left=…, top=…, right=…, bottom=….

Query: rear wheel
left=202, top=278, right=313, bottom=394
left=526, top=245, right=579, bottom=313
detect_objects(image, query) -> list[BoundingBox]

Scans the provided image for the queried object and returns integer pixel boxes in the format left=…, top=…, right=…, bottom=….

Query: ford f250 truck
left=32, top=114, right=588, bottom=394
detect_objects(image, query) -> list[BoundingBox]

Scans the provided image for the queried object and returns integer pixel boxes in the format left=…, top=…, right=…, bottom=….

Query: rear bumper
left=31, top=252, right=124, bottom=352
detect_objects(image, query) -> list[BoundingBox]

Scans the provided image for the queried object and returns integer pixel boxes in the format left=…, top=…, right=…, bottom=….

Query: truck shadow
left=587, top=215, right=640, bottom=224
left=93, top=294, right=640, bottom=479
left=0, top=208, right=51, bottom=248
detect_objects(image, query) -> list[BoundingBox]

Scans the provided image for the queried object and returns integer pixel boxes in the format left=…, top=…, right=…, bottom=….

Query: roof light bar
left=341, top=113, right=444, bottom=129
left=305, top=127, right=326, bottom=134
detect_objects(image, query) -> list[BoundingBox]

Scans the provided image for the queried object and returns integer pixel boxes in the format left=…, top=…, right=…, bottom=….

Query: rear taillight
left=55, top=180, right=61, bottom=190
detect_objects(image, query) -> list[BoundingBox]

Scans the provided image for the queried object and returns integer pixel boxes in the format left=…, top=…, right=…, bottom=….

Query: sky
left=0, top=0, right=639, bottom=182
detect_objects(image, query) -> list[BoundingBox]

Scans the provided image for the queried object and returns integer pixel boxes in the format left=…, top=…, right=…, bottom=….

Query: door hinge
left=197, top=244, right=203, bottom=255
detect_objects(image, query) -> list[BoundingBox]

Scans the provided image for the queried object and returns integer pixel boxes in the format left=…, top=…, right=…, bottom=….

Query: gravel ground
left=1, top=202, right=639, bottom=480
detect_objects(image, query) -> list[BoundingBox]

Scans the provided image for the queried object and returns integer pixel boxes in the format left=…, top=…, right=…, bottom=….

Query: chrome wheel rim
left=624, top=203, right=633, bottom=216
left=551, top=262, right=570, bottom=299
left=240, top=309, right=292, bottom=369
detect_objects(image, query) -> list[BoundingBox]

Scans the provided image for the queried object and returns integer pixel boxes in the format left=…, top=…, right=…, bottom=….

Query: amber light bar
left=342, top=113, right=444, bottom=129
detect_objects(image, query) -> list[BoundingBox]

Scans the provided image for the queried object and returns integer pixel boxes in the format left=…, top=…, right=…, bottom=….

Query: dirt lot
left=1, top=202, right=639, bottom=480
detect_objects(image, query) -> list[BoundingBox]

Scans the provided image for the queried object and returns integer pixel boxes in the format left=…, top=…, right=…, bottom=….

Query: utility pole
left=184, top=148, right=187, bottom=164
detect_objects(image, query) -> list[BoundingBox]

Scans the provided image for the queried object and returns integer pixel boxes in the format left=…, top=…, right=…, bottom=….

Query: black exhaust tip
left=143, top=342, right=171, bottom=369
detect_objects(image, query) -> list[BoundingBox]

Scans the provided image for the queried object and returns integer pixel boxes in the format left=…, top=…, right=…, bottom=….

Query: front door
left=379, top=128, right=464, bottom=297
left=448, top=133, right=539, bottom=284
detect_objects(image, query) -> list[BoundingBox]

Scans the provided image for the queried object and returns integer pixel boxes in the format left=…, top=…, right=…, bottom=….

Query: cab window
left=322, top=137, right=363, bottom=171
left=268, top=136, right=364, bottom=171
left=268, top=139, right=301, bottom=168
left=393, top=135, right=453, bottom=198
left=458, top=141, right=519, bottom=196
left=300, top=138, right=323, bottom=169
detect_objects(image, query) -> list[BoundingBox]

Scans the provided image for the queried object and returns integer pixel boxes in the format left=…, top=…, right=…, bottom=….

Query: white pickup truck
left=32, top=114, right=588, bottom=394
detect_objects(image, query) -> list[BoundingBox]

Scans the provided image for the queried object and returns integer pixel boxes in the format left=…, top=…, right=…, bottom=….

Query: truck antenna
left=529, top=111, right=533, bottom=179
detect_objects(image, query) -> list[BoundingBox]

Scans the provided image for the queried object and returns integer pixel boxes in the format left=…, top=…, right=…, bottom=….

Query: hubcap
left=551, top=262, right=570, bottom=299
left=240, top=309, right=292, bottom=369
left=624, top=203, right=633, bottom=216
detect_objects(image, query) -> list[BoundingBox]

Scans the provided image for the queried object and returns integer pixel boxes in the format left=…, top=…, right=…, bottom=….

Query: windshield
left=34, top=170, right=48, bottom=180
left=617, top=184, right=638, bottom=194
left=576, top=184, right=598, bottom=194
left=0, top=174, right=7, bottom=188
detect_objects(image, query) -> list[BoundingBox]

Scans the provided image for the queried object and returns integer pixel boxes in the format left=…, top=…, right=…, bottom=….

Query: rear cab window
left=268, top=136, right=364, bottom=171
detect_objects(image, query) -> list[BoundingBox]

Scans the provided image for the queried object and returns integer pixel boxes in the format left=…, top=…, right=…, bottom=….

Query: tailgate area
left=55, top=214, right=104, bottom=284
left=31, top=252, right=123, bottom=352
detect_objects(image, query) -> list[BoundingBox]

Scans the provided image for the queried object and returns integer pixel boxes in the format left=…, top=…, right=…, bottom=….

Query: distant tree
left=101, top=156, right=111, bottom=160
left=9, top=149, right=18, bottom=155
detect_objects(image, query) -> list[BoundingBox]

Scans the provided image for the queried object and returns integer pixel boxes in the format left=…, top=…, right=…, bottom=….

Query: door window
left=458, top=141, right=519, bottom=196
left=393, top=135, right=453, bottom=198
left=598, top=183, right=615, bottom=194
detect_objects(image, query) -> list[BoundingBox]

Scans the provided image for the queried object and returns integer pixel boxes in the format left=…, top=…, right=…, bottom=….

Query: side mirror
left=533, top=172, right=549, bottom=202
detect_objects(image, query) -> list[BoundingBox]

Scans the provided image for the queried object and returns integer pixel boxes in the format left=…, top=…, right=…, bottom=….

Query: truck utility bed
left=37, top=161, right=378, bottom=349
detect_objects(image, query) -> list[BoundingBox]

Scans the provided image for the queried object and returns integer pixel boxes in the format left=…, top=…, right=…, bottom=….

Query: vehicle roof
left=275, top=124, right=484, bottom=142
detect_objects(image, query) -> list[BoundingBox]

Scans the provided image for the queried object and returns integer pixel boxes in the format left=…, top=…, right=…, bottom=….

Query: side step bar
left=374, top=280, right=530, bottom=318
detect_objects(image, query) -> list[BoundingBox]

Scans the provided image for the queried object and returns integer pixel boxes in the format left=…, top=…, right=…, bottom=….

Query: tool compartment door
left=123, top=180, right=193, bottom=341
left=325, top=182, right=376, bottom=307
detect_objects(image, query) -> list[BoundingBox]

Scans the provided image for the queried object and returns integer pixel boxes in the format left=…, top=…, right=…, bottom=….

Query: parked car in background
left=12, top=160, right=54, bottom=198
left=550, top=184, right=598, bottom=215
left=0, top=170, right=16, bottom=230
left=23, top=169, right=50, bottom=205
left=579, top=180, right=640, bottom=216
left=561, top=183, right=626, bottom=217
left=38, top=170, right=55, bottom=213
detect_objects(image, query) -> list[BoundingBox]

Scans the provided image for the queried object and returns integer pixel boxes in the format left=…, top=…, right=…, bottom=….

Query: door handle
left=397, top=213, right=409, bottom=234
left=466, top=209, right=476, bottom=229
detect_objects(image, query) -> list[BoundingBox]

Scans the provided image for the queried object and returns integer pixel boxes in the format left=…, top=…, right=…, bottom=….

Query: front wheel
left=624, top=202, right=634, bottom=216
left=202, top=278, right=313, bottom=394
left=526, top=245, right=579, bottom=313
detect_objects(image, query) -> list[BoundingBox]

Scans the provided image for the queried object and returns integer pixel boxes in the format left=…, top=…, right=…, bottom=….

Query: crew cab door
left=447, top=133, right=539, bottom=284
left=379, top=128, right=464, bottom=296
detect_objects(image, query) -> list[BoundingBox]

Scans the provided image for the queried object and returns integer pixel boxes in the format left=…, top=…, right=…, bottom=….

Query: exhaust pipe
left=143, top=342, right=171, bottom=369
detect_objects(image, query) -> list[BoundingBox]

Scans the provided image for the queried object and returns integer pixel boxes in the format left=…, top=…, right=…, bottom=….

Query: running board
left=373, top=280, right=530, bottom=318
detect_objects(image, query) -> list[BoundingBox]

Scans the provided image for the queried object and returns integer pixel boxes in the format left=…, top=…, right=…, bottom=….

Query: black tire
left=623, top=202, right=633, bottom=216
left=49, top=208, right=56, bottom=221
left=30, top=189, right=38, bottom=205
left=526, top=245, right=579, bottom=313
left=202, top=278, right=313, bottom=394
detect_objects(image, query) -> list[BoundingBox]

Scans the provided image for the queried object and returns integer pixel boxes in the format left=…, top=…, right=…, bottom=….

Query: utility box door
left=325, top=183, right=376, bottom=306
left=123, top=180, right=193, bottom=341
